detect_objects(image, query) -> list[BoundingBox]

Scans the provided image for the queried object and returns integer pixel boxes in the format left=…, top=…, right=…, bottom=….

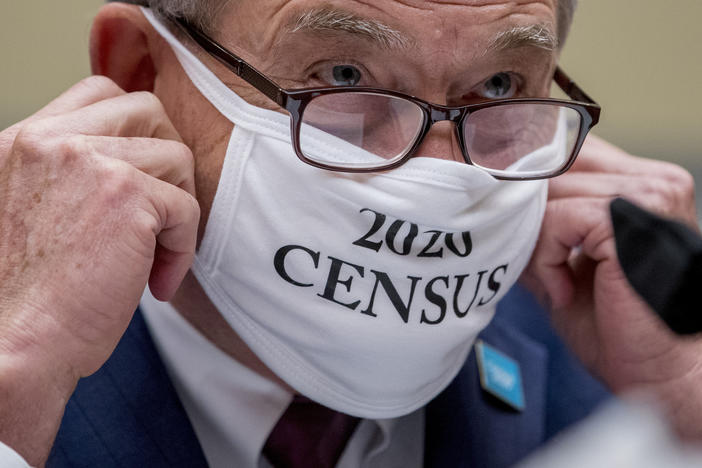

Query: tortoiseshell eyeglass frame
left=175, top=17, right=601, bottom=180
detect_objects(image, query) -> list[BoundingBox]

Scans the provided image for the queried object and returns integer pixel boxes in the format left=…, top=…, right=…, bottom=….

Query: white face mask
left=147, top=9, right=549, bottom=418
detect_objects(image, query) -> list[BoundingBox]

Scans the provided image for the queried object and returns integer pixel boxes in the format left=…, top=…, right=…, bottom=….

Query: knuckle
left=128, top=91, right=171, bottom=137
left=184, top=191, right=201, bottom=220
left=56, top=135, right=91, bottom=163
left=12, top=121, right=52, bottom=162
left=542, top=199, right=571, bottom=230
left=633, top=178, right=678, bottom=216
left=96, top=160, right=139, bottom=206
left=13, top=124, right=97, bottom=170
left=647, top=163, right=695, bottom=207
left=132, top=206, right=161, bottom=237
left=645, top=177, right=674, bottom=207
left=13, top=123, right=92, bottom=165
left=174, top=142, right=195, bottom=173
left=639, top=175, right=664, bottom=196
left=663, top=164, right=695, bottom=198
left=76, top=75, right=125, bottom=98
left=132, top=90, right=165, bottom=113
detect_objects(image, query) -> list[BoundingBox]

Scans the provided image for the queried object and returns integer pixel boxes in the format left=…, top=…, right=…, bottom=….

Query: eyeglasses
left=176, top=18, right=600, bottom=180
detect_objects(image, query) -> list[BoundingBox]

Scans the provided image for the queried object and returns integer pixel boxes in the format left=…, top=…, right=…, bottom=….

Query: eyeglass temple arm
left=176, top=20, right=596, bottom=122
left=554, top=67, right=597, bottom=105
left=175, top=18, right=286, bottom=107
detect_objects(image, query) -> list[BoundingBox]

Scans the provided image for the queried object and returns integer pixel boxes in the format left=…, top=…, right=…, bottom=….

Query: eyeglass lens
left=463, top=104, right=581, bottom=178
left=299, top=93, right=425, bottom=169
left=298, top=92, right=582, bottom=176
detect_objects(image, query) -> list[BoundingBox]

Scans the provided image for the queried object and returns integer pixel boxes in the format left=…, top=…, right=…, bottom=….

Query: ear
left=89, top=3, right=161, bottom=92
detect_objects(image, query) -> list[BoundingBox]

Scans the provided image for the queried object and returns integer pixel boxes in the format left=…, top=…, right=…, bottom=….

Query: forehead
left=216, top=0, right=558, bottom=49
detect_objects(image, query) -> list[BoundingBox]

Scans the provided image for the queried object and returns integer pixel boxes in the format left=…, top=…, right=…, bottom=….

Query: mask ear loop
left=142, top=7, right=294, bottom=139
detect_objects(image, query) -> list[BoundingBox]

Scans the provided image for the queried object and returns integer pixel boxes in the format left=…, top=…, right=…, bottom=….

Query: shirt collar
left=140, top=288, right=294, bottom=467
left=139, top=288, right=423, bottom=468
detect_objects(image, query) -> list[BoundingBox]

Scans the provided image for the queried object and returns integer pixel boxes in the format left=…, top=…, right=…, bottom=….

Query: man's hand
left=0, top=76, right=199, bottom=465
left=522, top=135, right=702, bottom=438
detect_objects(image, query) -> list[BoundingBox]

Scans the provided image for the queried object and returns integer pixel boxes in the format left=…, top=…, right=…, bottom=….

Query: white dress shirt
left=139, top=289, right=425, bottom=468
left=0, top=442, right=29, bottom=468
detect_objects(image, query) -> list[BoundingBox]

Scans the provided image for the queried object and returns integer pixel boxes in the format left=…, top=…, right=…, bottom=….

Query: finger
left=549, top=171, right=695, bottom=226
left=570, top=134, right=637, bottom=173
left=77, top=135, right=196, bottom=196
left=549, top=172, right=631, bottom=200
left=0, top=77, right=127, bottom=166
left=38, top=91, right=182, bottom=142
left=1, top=77, right=125, bottom=146
left=571, top=135, right=691, bottom=184
left=529, top=197, right=615, bottom=308
left=143, top=177, right=200, bottom=300
left=34, top=76, right=126, bottom=119
left=549, top=172, right=672, bottom=207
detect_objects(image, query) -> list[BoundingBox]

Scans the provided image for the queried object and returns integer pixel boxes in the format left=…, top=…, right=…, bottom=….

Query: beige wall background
left=1, top=1, right=701, bottom=168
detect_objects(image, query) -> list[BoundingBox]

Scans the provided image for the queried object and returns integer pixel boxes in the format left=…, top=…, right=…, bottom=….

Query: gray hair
left=117, top=0, right=577, bottom=45
left=112, top=0, right=228, bottom=30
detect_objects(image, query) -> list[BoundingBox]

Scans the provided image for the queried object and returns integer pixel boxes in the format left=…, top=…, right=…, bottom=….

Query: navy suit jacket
left=47, top=286, right=609, bottom=467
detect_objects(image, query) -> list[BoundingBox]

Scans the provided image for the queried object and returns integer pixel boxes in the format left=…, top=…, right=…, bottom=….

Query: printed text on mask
left=273, top=208, right=508, bottom=325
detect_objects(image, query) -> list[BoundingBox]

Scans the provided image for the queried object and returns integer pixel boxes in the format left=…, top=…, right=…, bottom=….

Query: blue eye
left=332, top=65, right=362, bottom=86
left=481, top=72, right=516, bottom=99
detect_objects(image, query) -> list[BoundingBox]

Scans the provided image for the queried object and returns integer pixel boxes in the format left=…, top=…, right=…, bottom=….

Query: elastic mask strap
left=142, top=7, right=292, bottom=140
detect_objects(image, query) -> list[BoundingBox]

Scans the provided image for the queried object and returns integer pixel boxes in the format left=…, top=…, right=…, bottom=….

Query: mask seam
left=196, top=126, right=254, bottom=270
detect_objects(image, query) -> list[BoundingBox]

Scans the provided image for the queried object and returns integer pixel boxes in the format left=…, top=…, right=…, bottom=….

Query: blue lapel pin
left=475, top=340, right=525, bottom=412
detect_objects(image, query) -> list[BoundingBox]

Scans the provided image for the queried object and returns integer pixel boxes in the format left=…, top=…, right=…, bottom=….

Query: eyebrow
left=287, top=7, right=411, bottom=49
left=485, top=24, right=559, bottom=54
left=286, top=8, right=555, bottom=55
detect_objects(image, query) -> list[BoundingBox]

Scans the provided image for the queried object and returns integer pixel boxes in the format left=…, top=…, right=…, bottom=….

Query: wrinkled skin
left=0, top=1, right=698, bottom=465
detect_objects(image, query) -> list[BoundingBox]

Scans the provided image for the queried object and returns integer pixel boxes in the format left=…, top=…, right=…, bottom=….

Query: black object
left=610, top=197, right=702, bottom=334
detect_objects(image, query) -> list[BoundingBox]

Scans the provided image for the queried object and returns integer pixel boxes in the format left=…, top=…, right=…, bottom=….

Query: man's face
left=153, top=0, right=559, bottom=239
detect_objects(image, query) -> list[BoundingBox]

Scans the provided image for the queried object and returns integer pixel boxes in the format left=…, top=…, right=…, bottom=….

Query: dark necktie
left=263, top=395, right=361, bottom=468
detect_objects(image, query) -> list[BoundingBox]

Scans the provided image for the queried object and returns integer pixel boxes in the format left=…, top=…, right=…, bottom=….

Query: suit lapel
left=48, top=309, right=208, bottom=467
left=424, top=286, right=550, bottom=468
